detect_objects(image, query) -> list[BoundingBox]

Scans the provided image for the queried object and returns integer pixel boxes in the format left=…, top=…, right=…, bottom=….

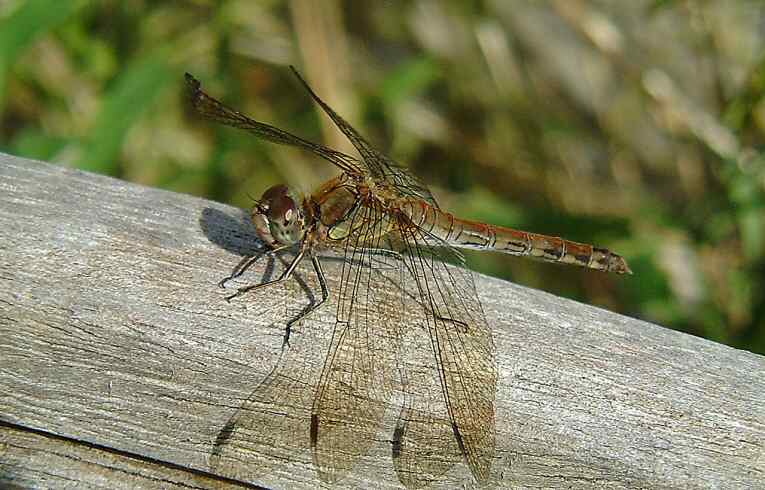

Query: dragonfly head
left=252, top=184, right=306, bottom=247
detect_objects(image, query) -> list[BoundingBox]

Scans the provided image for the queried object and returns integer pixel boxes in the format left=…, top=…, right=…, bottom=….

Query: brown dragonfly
left=186, top=68, right=630, bottom=488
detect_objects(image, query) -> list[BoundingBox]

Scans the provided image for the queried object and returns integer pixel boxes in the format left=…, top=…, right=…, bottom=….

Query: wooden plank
left=0, top=422, right=257, bottom=489
left=0, top=152, right=763, bottom=488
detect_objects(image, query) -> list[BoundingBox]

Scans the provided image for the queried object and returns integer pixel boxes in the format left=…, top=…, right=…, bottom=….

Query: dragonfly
left=186, top=67, right=631, bottom=488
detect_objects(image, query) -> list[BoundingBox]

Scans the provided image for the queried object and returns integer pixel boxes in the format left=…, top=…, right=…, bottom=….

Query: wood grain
left=0, top=422, right=257, bottom=489
left=1, top=152, right=763, bottom=489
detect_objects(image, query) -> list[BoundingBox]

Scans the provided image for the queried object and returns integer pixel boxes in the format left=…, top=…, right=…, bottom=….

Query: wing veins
left=312, top=200, right=402, bottom=482
left=396, top=224, right=496, bottom=482
left=185, top=73, right=362, bottom=175
left=287, top=67, right=440, bottom=207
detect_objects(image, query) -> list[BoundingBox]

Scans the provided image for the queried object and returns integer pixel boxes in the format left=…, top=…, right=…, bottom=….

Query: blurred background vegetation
left=1, top=0, right=764, bottom=354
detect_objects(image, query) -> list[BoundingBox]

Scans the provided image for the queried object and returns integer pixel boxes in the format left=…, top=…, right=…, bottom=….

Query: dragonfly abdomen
left=399, top=199, right=631, bottom=274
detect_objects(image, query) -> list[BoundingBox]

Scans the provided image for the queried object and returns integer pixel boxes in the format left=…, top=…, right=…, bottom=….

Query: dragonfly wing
left=310, top=202, right=403, bottom=482
left=185, top=73, right=363, bottom=176
left=391, top=331, right=464, bottom=487
left=393, top=226, right=498, bottom=483
left=289, top=67, right=440, bottom=208
left=210, top=315, right=325, bottom=481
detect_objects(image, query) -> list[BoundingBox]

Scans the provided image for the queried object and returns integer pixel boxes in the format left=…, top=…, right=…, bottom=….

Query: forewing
left=185, top=73, right=363, bottom=176
left=210, top=348, right=317, bottom=481
left=392, top=225, right=497, bottom=483
left=289, top=67, right=440, bottom=207
left=209, top=270, right=332, bottom=482
left=310, top=201, right=403, bottom=482
left=391, top=315, right=464, bottom=488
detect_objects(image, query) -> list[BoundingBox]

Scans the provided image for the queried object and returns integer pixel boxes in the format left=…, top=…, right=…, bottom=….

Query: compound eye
left=260, top=184, right=289, bottom=203
left=268, top=194, right=297, bottom=223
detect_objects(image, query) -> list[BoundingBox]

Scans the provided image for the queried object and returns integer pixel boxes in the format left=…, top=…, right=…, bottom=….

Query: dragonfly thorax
left=252, top=184, right=306, bottom=247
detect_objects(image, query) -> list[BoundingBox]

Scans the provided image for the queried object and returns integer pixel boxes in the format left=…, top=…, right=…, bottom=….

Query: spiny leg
left=281, top=254, right=329, bottom=349
left=360, top=247, right=405, bottom=269
left=368, top=248, right=422, bottom=286
left=218, top=255, right=259, bottom=289
left=218, top=244, right=293, bottom=288
left=225, top=247, right=306, bottom=302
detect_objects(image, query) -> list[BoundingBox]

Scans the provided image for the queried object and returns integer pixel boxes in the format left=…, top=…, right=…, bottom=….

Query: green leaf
left=740, top=205, right=765, bottom=261
left=0, top=0, right=86, bottom=111
left=9, top=127, right=68, bottom=160
left=380, top=57, right=441, bottom=107
left=74, top=47, right=175, bottom=175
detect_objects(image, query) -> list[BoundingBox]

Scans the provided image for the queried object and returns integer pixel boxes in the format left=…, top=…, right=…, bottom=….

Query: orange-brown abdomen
left=397, top=199, right=631, bottom=274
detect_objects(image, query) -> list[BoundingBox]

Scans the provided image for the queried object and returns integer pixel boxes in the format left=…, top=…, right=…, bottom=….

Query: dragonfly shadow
left=199, top=206, right=263, bottom=258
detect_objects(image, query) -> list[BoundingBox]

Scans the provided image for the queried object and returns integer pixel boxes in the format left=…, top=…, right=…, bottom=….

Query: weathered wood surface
left=0, top=422, right=256, bottom=489
left=1, top=152, right=763, bottom=489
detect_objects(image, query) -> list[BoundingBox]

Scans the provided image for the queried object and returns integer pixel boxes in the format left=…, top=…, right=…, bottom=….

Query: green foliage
left=0, top=0, right=85, bottom=111
left=74, top=48, right=176, bottom=175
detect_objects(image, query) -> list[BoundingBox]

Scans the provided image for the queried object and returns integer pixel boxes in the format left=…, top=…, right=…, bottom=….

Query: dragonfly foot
left=436, top=315, right=469, bottom=333
left=281, top=325, right=293, bottom=350
left=224, top=290, right=243, bottom=302
left=218, top=277, right=232, bottom=289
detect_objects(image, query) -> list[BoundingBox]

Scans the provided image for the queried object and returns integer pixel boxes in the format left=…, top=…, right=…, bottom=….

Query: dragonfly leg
left=282, top=255, right=329, bottom=349
left=218, top=255, right=259, bottom=288
left=362, top=247, right=403, bottom=258
left=225, top=247, right=306, bottom=302
left=356, top=247, right=419, bottom=278
left=218, top=244, right=293, bottom=288
left=361, top=247, right=404, bottom=268
left=435, top=315, right=470, bottom=333
left=360, top=247, right=423, bottom=289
